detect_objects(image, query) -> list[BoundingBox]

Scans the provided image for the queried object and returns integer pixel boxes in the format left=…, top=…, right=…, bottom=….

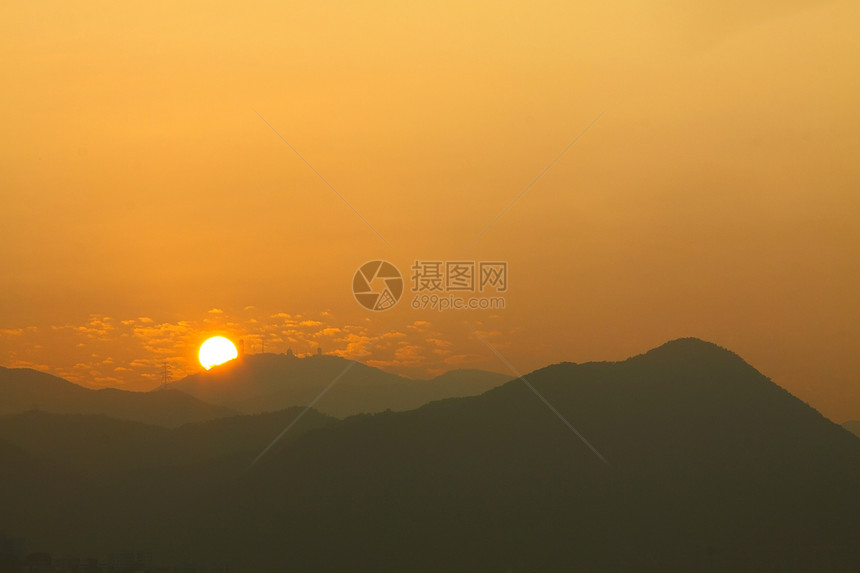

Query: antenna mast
left=160, top=361, right=171, bottom=387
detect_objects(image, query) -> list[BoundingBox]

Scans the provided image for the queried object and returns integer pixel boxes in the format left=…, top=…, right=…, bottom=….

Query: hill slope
left=0, top=367, right=234, bottom=427
left=166, top=353, right=510, bottom=417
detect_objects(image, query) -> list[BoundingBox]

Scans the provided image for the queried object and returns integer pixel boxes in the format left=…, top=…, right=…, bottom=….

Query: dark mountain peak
left=517, top=339, right=739, bottom=380
left=0, top=367, right=233, bottom=427
left=631, top=337, right=738, bottom=364
left=644, top=336, right=733, bottom=355
left=623, top=337, right=757, bottom=379
left=0, top=366, right=85, bottom=389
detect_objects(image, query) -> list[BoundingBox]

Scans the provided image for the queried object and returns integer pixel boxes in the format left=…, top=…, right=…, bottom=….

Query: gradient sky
left=1, top=1, right=858, bottom=422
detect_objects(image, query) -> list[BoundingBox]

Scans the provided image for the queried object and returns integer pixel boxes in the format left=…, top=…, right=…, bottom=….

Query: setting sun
left=199, top=336, right=238, bottom=370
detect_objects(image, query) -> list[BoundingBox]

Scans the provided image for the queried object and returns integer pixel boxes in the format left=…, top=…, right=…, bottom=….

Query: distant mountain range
left=844, top=420, right=860, bottom=437
left=0, top=359, right=512, bottom=425
left=0, top=367, right=234, bottom=427
left=163, top=353, right=512, bottom=417
left=1, top=339, right=857, bottom=571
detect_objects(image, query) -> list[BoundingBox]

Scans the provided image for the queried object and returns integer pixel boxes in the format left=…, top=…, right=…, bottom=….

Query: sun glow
left=199, top=336, right=238, bottom=370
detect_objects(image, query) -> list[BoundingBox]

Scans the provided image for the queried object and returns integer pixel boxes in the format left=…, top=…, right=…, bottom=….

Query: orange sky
left=1, top=1, right=858, bottom=422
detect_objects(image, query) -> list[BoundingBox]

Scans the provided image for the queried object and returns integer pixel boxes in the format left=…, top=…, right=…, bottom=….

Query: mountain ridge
left=0, top=366, right=234, bottom=427
left=164, top=353, right=512, bottom=417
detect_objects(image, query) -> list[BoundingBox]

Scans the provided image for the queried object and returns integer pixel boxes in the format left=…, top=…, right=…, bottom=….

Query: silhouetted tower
left=238, top=339, right=245, bottom=356
left=160, top=361, right=171, bottom=387
left=317, top=347, right=322, bottom=356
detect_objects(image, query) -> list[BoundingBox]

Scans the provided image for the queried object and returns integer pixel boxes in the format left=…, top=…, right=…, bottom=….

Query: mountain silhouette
left=843, top=420, right=860, bottom=437
left=2, top=339, right=858, bottom=571
left=165, top=353, right=511, bottom=417
left=0, top=367, right=234, bottom=427
left=176, top=338, right=860, bottom=570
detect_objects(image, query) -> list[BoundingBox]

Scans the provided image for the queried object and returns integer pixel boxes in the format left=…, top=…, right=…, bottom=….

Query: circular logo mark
left=352, top=260, right=403, bottom=311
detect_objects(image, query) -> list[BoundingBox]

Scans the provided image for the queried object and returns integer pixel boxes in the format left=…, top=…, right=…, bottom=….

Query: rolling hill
left=164, top=353, right=511, bottom=417
left=0, top=367, right=234, bottom=427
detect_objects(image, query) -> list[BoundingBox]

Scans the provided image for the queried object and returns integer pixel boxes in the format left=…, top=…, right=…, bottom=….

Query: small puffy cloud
left=394, top=344, right=425, bottom=364
left=208, top=308, right=224, bottom=314
left=314, top=327, right=342, bottom=337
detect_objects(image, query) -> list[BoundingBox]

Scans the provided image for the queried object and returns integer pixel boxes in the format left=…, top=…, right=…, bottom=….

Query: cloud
left=393, top=344, right=425, bottom=365
left=314, top=327, right=342, bottom=337
left=2, top=309, right=510, bottom=392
